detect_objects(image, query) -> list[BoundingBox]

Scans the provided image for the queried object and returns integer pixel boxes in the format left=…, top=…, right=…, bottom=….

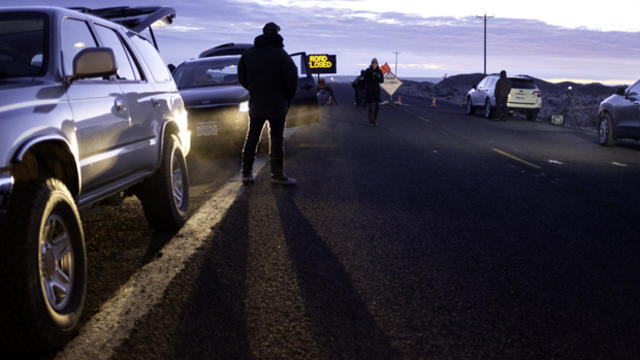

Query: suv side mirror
left=627, top=91, right=638, bottom=101
left=68, top=48, right=117, bottom=82
left=472, top=84, right=477, bottom=90
left=616, top=87, right=626, bottom=96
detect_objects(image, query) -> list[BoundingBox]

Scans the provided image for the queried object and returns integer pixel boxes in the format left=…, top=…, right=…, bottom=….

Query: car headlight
left=239, top=100, right=249, bottom=113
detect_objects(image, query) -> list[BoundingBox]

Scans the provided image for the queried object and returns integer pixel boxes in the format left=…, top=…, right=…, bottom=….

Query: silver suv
left=0, top=6, right=190, bottom=349
left=465, top=74, right=543, bottom=121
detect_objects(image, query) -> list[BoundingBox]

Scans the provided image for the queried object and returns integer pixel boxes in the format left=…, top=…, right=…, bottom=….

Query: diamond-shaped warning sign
left=381, top=72, right=403, bottom=96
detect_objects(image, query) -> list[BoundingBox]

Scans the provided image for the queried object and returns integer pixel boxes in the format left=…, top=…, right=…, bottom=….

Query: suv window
left=130, top=34, right=171, bottom=83
left=510, top=78, right=537, bottom=90
left=627, top=81, right=640, bottom=96
left=477, top=77, right=488, bottom=89
left=94, top=24, right=139, bottom=81
left=0, top=12, right=48, bottom=78
left=173, top=57, right=239, bottom=89
left=61, top=18, right=98, bottom=77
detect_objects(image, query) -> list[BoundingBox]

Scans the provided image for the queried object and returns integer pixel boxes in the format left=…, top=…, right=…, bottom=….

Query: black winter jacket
left=238, top=33, right=298, bottom=118
left=364, top=67, right=384, bottom=103
left=494, top=76, right=512, bottom=99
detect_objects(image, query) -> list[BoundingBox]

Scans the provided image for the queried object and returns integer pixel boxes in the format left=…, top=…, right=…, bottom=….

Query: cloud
left=5, top=0, right=640, bottom=81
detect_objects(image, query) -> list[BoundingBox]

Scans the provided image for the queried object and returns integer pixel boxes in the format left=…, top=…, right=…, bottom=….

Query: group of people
left=237, top=22, right=386, bottom=187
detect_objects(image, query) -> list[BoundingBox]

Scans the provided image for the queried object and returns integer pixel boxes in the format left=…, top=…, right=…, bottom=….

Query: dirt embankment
left=396, top=73, right=621, bottom=128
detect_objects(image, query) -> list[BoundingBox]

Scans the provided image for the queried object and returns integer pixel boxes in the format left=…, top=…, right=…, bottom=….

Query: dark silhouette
left=363, top=58, right=384, bottom=126
left=238, top=22, right=298, bottom=186
left=352, top=69, right=366, bottom=107
left=494, top=70, right=512, bottom=121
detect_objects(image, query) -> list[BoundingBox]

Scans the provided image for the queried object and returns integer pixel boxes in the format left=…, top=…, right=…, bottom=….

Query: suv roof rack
left=69, top=6, right=176, bottom=50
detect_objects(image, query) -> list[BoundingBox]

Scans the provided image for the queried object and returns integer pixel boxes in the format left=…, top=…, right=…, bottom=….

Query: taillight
left=533, top=90, right=542, bottom=97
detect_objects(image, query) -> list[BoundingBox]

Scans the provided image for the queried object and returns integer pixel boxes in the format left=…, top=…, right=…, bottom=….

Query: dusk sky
left=7, top=0, right=640, bottom=84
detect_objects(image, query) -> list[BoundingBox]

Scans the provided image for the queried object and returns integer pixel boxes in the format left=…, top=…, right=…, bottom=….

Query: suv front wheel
left=0, top=178, right=86, bottom=350
left=138, top=134, right=190, bottom=231
left=465, top=97, right=475, bottom=115
left=598, top=113, right=615, bottom=146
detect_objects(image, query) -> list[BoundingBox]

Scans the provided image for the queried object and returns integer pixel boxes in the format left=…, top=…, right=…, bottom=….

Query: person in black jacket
left=494, top=70, right=512, bottom=121
left=364, top=58, right=384, bottom=126
left=238, top=22, right=298, bottom=186
left=352, top=69, right=366, bottom=107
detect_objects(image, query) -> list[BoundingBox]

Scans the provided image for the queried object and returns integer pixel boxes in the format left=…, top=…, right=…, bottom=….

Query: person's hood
left=253, top=33, right=284, bottom=48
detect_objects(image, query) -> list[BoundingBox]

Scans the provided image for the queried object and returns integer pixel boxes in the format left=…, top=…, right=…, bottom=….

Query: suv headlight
left=239, top=100, right=249, bottom=113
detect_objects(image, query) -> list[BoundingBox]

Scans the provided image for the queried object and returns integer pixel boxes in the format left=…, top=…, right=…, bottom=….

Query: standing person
left=364, top=58, right=384, bottom=126
left=494, top=70, right=512, bottom=121
left=238, top=22, right=298, bottom=186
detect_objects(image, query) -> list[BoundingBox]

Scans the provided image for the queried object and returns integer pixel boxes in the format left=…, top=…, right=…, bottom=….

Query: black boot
left=241, top=155, right=255, bottom=185
left=368, top=110, right=375, bottom=126
left=270, top=157, right=296, bottom=186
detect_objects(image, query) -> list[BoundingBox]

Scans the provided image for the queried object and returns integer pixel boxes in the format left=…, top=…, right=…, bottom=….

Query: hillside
left=396, top=73, right=621, bottom=128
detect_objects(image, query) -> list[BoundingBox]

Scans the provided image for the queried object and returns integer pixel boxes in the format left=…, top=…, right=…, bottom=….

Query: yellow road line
left=493, top=148, right=541, bottom=169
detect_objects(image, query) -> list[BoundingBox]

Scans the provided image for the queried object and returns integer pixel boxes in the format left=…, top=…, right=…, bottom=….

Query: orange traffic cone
left=397, top=96, right=402, bottom=105
left=431, top=97, right=437, bottom=108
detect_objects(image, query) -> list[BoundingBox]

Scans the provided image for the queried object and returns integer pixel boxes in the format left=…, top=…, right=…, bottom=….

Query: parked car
left=0, top=6, right=190, bottom=350
left=172, top=55, right=249, bottom=148
left=597, top=80, right=640, bottom=146
left=199, top=43, right=320, bottom=127
left=465, top=74, right=542, bottom=121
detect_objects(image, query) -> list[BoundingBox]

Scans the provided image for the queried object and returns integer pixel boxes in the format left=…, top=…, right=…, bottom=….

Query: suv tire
left=484, top=99, right=493, bottom=119
left=465, top=97, right=475, bottom=115
left=598, top=113, right=615, bottom=146
left=0, top=179, right=86, bottom=351
left=526, top=111, right=538, bottom=122
left=138, top=134, right=190, bottom=231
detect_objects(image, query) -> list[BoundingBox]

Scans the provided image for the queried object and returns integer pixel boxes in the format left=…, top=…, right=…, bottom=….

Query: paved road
left=76, top=84, right=638, bottom=359
left=17, top=83, right=635, bottom=359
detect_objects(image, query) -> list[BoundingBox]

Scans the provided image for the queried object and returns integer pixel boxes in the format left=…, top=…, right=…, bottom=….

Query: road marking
left=547, top=159, right=564, bottom=165
left=417, top=116, right=430, bottom=123
left=492, top=148, right=542, bottom=169
left=58, top=129, right=297, bottom=360
left=611, top=162, right=628, bottom=167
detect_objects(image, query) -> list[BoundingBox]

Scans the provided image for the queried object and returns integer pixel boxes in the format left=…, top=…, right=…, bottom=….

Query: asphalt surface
left=26, top=83, right=640, bottom=358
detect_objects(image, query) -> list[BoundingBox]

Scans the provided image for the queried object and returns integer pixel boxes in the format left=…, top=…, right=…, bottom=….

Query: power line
left=476, top=13, right=494, bottom=75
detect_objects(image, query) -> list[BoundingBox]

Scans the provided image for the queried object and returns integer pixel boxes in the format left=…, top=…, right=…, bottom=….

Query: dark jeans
left=367, top=102, right=379, bottom=124
left=242, top=115, right=285, bottom=160
left=496, top=97, right=508, bottom=120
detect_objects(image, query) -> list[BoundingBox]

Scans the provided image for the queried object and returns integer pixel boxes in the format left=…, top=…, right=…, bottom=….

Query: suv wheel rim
left=172, top=153, right=185, bottom=210
left=599, top=118, right=608, bottom=143
left=39, top=213, right=74, bottom=312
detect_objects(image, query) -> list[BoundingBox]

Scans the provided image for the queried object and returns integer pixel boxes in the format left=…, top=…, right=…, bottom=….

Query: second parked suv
left=465, top=74, right=543, bottom=121
left=0, top=6, right=190, bottom=350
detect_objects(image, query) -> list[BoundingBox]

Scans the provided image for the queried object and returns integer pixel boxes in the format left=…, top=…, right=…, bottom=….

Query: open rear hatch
left=68, top=6, right=175, bottom=49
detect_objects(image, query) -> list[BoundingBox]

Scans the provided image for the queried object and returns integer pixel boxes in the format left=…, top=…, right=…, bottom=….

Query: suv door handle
left=114, top=99, right=126, bottom=112
left=151, top=98, right=161, bottom=107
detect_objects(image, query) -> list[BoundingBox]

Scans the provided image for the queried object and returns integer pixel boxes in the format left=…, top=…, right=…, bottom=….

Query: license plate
left=197, top=122, right=218, bottom=136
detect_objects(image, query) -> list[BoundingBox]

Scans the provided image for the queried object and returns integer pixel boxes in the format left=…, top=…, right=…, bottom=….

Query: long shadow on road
left=274, top=188, right=400, bottom=359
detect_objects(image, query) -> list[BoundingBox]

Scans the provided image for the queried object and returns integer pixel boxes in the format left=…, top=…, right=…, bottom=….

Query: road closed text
left=308, top=54, right=337, bottom=74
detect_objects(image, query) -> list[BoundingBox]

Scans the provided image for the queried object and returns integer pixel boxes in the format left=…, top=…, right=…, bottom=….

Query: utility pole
left=393, top=51, right=399, bottom=75
left=476, top=13, right=494, bottom=74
